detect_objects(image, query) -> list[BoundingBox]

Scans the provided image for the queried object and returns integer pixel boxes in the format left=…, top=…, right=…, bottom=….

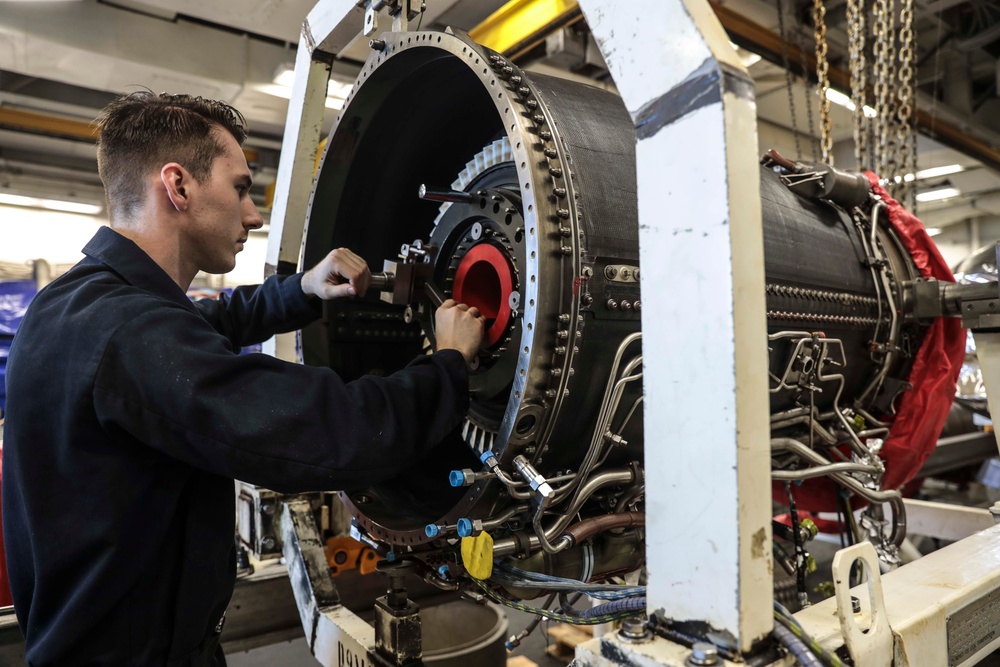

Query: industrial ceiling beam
left=469, top=0, right=583, bottom=60
left=0, top=107, right=260, bottom=164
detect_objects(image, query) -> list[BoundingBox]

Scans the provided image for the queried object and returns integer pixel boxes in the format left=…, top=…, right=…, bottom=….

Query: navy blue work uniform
left=2, top=227, right=469, bottom=666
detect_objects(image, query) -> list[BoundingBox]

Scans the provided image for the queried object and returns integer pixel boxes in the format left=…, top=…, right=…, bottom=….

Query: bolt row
left=767, top=310, right=880, bottom=327
left=766, top=283, right=879, bottom=308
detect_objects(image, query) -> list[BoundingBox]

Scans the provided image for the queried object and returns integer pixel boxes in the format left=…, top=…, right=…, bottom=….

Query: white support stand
left=263, top=2, right=357, bottom=363
left=581, top=0, right=772, bottom=653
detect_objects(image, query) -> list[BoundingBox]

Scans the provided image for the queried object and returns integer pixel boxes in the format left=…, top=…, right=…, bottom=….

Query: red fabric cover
left=773, top=174, right=967, bottom=512
left=0, top=444, right=11, bottom=607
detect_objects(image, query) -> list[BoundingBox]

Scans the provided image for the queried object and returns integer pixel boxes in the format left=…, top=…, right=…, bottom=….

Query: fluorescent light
left=926, top=227, right=943, bottom=236
left=824, top=88, right=877, bottom=118
left=272, top=66, right=296, bottom=88
left=271, top=64, right=353, bottom=104
left=915, top=164, right=965, bottom=180
left=916, top=187, right=961, bottom=203
left=254, top=83, right=346, bottom=110
left=0, top=192, right=102, bottom=215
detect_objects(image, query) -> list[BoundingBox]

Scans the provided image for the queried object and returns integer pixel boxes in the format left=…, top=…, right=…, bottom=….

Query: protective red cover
left=773, top=175, right=966, bottom=512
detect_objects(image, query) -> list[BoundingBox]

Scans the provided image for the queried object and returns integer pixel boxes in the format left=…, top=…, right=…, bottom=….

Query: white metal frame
left=580, top=0, right=772, bottom=652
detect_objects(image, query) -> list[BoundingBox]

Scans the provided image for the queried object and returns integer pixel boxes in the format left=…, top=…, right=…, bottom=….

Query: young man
left=2, top=92, right=485, bottom=666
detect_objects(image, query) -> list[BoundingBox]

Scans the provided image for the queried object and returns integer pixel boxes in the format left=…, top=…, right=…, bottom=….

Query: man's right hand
left=435, top=300, right=486, bottom=365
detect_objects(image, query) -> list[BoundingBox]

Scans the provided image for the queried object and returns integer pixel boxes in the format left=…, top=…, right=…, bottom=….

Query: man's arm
left=92, top=296, right=485, bottom=492
left=192, top=248, right=370, bottom=349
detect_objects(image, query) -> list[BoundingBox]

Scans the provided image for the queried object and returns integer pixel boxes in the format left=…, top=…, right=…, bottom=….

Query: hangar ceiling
left=2, top=0, right=1000, bottom=244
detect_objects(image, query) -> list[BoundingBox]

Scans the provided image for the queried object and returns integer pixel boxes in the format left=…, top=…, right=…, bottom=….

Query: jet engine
left=298, top=30, right=957, bottom=621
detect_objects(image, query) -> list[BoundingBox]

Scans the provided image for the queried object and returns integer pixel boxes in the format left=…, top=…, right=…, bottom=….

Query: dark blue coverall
left=2, top=226, right=469, bottom=666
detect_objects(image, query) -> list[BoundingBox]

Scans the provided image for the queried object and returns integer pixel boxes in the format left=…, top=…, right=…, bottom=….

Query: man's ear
left=161, top=163, right=190, bottom=212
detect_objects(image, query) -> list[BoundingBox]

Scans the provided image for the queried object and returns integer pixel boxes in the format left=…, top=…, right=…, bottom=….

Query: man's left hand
left=301, top=248, right=371, bottom=300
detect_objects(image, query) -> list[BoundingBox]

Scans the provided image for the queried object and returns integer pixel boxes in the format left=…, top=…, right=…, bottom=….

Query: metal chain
left=897, top=0, right=917, bottom=209
left=847, top=0, right=868, bottom=170
left=813, top=0, right=834, bottom=165
left=776, top=0, right=804, bottom=161
left=884, top=0, right=899, bottom=189
left=798, top=29, right=821, bottom=161
left=873, top=0, right=893, bottom=184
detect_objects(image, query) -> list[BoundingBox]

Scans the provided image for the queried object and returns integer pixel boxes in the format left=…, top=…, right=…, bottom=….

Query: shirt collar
left=82, top=226, right=198, bottom=313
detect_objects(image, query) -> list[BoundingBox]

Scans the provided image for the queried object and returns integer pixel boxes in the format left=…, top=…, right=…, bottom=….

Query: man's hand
left=435, top=299, right=486, bottom=365
left=301, top=248, right=370, bottom=300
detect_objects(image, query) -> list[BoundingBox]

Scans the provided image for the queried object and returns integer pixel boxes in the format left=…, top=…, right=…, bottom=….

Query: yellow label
left=461, top=532, right=494, bottom=580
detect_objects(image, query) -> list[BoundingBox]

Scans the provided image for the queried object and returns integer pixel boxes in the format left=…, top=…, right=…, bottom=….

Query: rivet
left=558, top=314, right=571, bottom=323
left=551, top=368, right=562, bottom=377
left=370, top=39, right=386, bottom=51
left=549, top=167, right=563, bottom=178
left=502, top=66, right=514, bottom=77
left=560, top=246, right=573, bottom=255
left=533, top=114, right=545, bottom=124
left=518, top=86, right=530, bottom=96
left=557, top=209, right=570, bottom=219
left=554, top=346, right=567, bottom=355
left=510, top=75, right=522, bottom=85
left=607, top=299, right=619, bottom=310
left=539, top=130, right=552, bottom=140
left=526, top=100, right=538, bottom=110
left=545, top=389, right=557, bottom=398
left=557, top=330, right=569, bottom=340
left=621, top=301, right=633, bottom=311
left=544, top=148, right=557, bottom=158
left=634, top=301, right=642, bottom=311
left=559, top=227, right=572, bottom=237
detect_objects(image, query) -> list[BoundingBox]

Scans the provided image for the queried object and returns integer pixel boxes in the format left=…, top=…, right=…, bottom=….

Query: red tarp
left=774, top=175, right=967, bottom=512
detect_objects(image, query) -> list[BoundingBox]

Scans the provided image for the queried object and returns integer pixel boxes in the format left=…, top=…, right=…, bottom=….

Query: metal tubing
left=772, top=462, right=882, bottom=481
left=772, top=438, right=906, bottom=545
left=494, top=467, right=637, bottom=557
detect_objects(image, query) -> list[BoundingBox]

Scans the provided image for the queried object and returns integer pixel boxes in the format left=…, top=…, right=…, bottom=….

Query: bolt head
left=687, top=642, right=719, bottom=666
left=618, top=617, right=650, bottom=642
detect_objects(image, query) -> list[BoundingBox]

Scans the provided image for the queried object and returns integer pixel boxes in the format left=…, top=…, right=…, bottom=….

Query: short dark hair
left=96, top=91, right=249, bottom=223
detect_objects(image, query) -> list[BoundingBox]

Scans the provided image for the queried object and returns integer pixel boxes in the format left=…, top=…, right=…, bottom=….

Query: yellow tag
left=461, top=532, right=494, bottom=580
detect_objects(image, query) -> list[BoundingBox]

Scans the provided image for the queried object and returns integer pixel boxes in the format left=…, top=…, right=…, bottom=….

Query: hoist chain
left=776, top=0, right=804, bottom=161
left=813, top=0, right=834, bottom=164
left=847, top=0, right=869, bottom=170
left=897, top=0, right=917, bottom=208
left=798, top=30, right=820, bottom=160
left=873, top=0, right=894, bottom=186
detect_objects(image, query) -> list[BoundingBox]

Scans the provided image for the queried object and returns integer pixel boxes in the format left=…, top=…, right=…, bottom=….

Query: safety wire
left=774, top=601, right=846, bottom=667
left=472, top=578, right=645, bottom=625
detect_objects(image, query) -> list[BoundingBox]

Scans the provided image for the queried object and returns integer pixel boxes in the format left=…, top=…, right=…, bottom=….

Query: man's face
left=185, top=128, right=263, bottom=274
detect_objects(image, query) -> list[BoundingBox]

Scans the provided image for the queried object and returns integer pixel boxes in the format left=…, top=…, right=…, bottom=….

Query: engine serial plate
left=947, top=584, right=1000, bottom=665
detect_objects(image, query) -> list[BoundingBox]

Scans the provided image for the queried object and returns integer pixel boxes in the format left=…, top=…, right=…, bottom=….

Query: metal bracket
left=832, top=542, right=893, bottom=667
